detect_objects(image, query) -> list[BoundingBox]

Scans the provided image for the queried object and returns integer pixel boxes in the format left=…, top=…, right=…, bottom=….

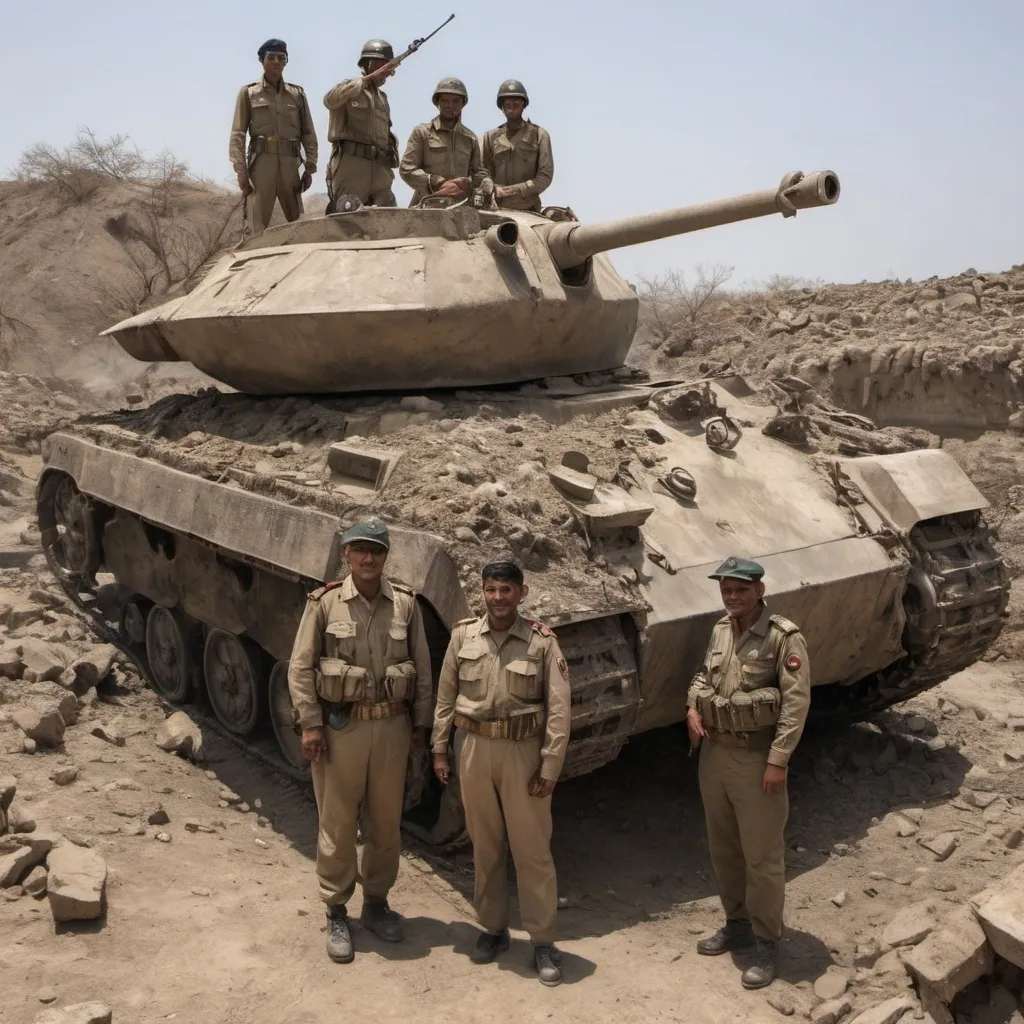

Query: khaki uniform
left=230, top=77, right=318, bottom=236
left=688, top=604, right=811, bottom=941
left=288, top=576, right=433, bottom=907
left=323, top=77, right=397, bottom=207
left=399, top=117, right=492, bottom=207
left=481, top=121, right=554, bottom=213
left=432, top=615, right=571, bottom=944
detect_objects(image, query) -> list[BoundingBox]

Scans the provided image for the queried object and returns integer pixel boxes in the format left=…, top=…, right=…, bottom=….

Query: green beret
left=708, top=556, right=765, bottom=582
left=340, top=518, right=390, bottom=550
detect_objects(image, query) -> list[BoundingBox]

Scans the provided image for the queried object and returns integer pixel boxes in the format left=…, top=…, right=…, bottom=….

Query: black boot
left=741, top=939, right=779, bottom=989
left=326, top=905, right=354, bottom=963
left=534, top=945, right=563, bottom=987
left=360, top=897, right=404, bottom=942
left=696, top=919, right=756, bottom=956
left=470, top=929, right=510, bottom=964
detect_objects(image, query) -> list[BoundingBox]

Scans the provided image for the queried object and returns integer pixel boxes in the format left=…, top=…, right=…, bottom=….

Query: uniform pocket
left=456, top=644, right=488, bottom=701
left=250, top=99, right=274, bottom=134
left=387, top=621, right=409, bottom=662
left=316, top=659, right=367, bottom=701
left=740, top=657, right=776, bottom=692
left=325, top=619, right=357, bottom=660
left=506, top=658, right=542, bottom=701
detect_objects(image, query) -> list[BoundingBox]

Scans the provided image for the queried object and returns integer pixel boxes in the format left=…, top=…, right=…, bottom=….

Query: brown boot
left=696, top=919, right=756, bottom=956
left=741, top=939, right=779, bottom=989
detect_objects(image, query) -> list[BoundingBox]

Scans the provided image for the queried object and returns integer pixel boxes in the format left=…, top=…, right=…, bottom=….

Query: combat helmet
left=432, top=76, right=469, bottom=105
left=496, top=79, right=529, bottom=109
left=359, top=39, right=394, bottom=71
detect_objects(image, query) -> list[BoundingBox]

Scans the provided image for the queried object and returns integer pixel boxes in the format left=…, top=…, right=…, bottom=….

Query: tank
left=36, top=170, right=1010, bottom=845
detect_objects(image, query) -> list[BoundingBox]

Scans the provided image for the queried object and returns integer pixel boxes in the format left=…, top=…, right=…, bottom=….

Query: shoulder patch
left=524, top=618, right=554, bottom=638
left=769, top=614, right=801, bottom=636
left=309, top=581, right=344, bottom=600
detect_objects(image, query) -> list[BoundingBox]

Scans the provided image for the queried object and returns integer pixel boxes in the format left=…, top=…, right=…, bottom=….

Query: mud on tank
left=36, top=170, right=1010, bottom=843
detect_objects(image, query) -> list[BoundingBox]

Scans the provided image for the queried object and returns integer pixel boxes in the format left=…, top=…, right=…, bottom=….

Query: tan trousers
left=246, top=153, right=302, bottom=235
left=698, top=740, right=788, bottom=941
left=310, top=714, right=411, bottom=907
left=456, top=729, right=557, bottom=945
left=328, top=152, right=396, bottom=207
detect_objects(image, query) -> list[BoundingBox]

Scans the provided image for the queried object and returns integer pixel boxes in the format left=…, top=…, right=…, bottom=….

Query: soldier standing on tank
left=686, top=556, right=811, bottom=989
left=481, top=80, right=554, bottom=213
left=287, top=518, right=434, bottom=964
left=323, top=40, right=402, bottom=212
left=229, top=39, right=318, bottom=237
left=432, top=560, right=571, bottom=987
left=400, top=78, right=492, bottom=207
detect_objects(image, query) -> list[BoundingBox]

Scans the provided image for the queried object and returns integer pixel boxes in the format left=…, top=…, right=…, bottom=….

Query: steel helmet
left=358, top=39, right=394, bottom=71
left=496, top=79, right=529, bottom=109
left=432, top=76, right=469, bottom=105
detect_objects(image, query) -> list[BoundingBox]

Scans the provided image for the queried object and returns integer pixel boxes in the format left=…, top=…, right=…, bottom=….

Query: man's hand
left=365, top=60, right=398, bottom=86
left=686, top=707, right=705, bottom=746
left=763, top=763, right=787, bottom=795
left=528, top=769, right=556, bottom=799
left=236, top=169, right=254, bottom=196
left=495, top=185, right=517, bottom=200
left=300, top=170, right=313, bottom=192
left=433, top=177, right=470, bottom=198
left=301, top=726, right=326, bottom=762
left=433, top=752, right=450, bottom=785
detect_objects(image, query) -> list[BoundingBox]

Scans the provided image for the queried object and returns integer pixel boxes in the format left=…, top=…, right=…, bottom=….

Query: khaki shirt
left=287, top=576, right=433, bottom=731
left=481, top=120, right=554, bottom=212
left=229, top=76, right=319, bottom=173
left=431, top=614, right=571, bottom=781
left=399, top=117, right=491, bottom=206
left=323, top=77, right=392, bottom=154
left=687, top=603, right=810, bottom=768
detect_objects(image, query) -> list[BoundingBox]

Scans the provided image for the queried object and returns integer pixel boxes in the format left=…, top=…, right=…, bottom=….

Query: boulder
left=66, top=645, right=118, bottom=692
left=51, top=766, right=78, bottom=786
left=0, top=831, right=56, bottom=887
left=903, top=905, right=992, bottom=1004
left=16, top=638, right=73, bottom=683
left=47, top=844, right=107, bottom=921
left=882, top=899, right=938, bottom=947
left=90, top=723, right=125, bottom=747
left=0, top=775, right=15, bottom=810
left=155, top=711, right=203, bottom=759
left=22, top=864, right=47, bottom=897
left=972, top=866, right=1024, bottom=970
left=33, top=1003, right=112, bottom=1024
left=12, top=705, right=65, bottom=748
left=0, top=647, right=24, bottom=679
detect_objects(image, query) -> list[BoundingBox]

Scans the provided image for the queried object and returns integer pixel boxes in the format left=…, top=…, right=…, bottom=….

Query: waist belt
left=335, top=139, right=388, bottom=164
left=454, top=712, right=542, bottom=740
left=351, top=700, right=408, bottom=721
left=252, top=136, right=301, bottom=157
left=704, top=727, right=775, bottom=751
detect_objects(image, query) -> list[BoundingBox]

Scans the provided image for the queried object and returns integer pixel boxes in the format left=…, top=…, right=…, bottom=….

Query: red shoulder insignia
left=524, top=618, right=554, bottom=638
left=310, top=580, right=344, bottom=600
left=785, top=653, right=802, bottom=671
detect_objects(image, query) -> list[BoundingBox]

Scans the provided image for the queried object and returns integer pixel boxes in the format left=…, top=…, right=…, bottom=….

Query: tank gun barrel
left=544, top=170, right=840, bottom=270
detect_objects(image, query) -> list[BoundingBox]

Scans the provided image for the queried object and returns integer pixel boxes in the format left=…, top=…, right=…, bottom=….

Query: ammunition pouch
left=315, top=659, right=369, bottom=702
left=693, top=684, right=782, bottom=734
left=381, top=662, right=416, bottom=701
left=251, top=135, right=301, bottom=158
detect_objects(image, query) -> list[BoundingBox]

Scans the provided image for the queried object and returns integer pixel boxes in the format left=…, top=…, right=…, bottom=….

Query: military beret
left=258, top=38, right=288, bottom=59
left=708, top=556, right=765, bottom=582
left=340, top=518, right=390, bottom=550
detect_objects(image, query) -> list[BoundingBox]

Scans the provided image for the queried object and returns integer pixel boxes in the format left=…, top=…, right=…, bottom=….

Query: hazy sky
left=6, top=0, right=1023, bottom=287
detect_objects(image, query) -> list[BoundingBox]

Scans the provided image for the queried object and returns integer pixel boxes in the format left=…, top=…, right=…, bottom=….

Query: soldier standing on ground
left=481, top=80, right=554, bottom=213
left=686, top=556, right=811, bottom=989
left=229, top=39, right=318, bottom=237
left=287, top=518, right=433, bottom=964
left=432, top=561, right=571, bottom=987
left=400, top=77, right=492, bottom=207
left=322, top=40, right=401, bottom=211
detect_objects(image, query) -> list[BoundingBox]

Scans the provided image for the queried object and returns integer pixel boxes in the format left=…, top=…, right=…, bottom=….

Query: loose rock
left=882, top=899, right=937, bottom=947
left=0, top=776, right=15, bottom=810
left=46, top=844, right=107, bottom=921
left=0, top=831, right=56, bottom=887
left=811, top=997, right=853, bottom=1024
left=13, top=706, right=65, bottom=748
left=90, top=723, right=125, bottom=747
left=22, top=864, right=47, bottom=897
left=847, top=997, right=914, bottom=1024
left=51, top=766, right=78, bottom=786
left=147, top=807, right=169, bottom=826
left=920, top=832, right=958, bottom=861
left=154, top=832, right=171, bottom=843
left=812, top=967, right=850, bottom=1000
left=33, top=1002, right=112, bottom=1024
left=66, top=646, right=118, bottom=691
left=155, top=710, right=203, bottom=759
left=904, top=904, right=993, bottom=1005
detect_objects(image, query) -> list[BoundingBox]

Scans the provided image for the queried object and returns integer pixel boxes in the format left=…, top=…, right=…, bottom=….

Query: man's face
left=719, top=578, right=765, bottom=620
left=344, top=542, right=387, bottom=584
left=501, top=97, right=525, bottom=120
left=483, top=577, right=528, bottom=625
left=437, top=94, right=465, bottom=120
left=365, top=56, right=389, bottom=74
left=262, top=51, right=287, bottom=82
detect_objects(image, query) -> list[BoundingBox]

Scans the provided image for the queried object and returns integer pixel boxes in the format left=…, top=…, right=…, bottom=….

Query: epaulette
left=524, top=617, right=554, bottom=638
left=769, top=614, right=801, bottom=635
left=309, top=581, right=344, bottom=600
left=286, top=82, right=306, bottom=96
left=391, top=582, right=414, bottom=595
left=455, top=616, right=478, bottom=627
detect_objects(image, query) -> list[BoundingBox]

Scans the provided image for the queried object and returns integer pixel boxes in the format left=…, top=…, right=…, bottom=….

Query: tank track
left=809, top=510, right=1009, bottom=723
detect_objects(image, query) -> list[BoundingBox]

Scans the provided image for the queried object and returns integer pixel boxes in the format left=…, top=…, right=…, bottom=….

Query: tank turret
left=102, top=170, right=841, bottom=395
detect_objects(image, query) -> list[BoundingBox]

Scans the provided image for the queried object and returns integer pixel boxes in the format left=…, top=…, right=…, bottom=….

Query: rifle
left=390, top=14, right=455, bottom=69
